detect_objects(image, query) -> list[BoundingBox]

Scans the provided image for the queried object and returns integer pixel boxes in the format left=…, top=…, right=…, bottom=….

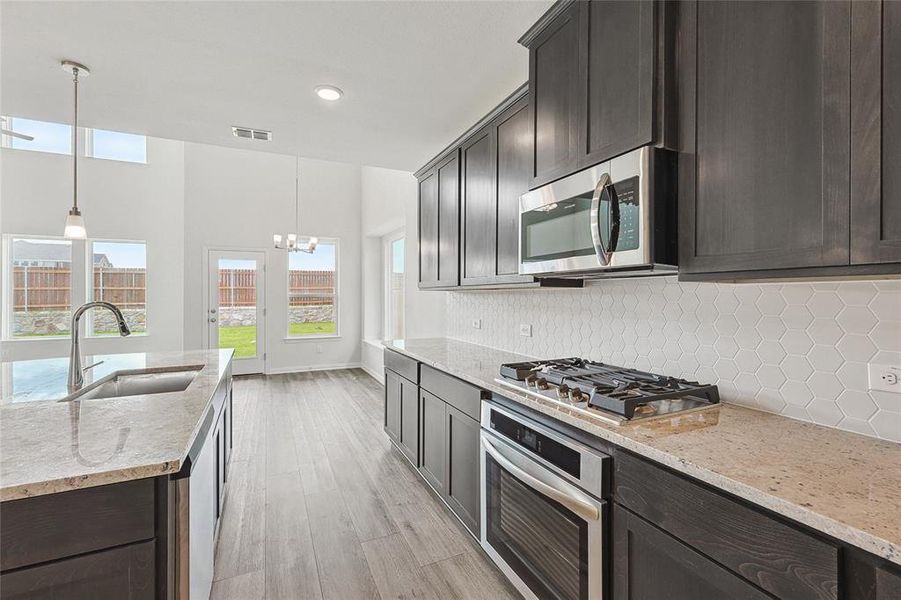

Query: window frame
left=382, top=229, right=405, bottom=341
left=84, top=128, right=148, bottom=165
left=3, top=235, right=81, bottom=340
left=2, top=234, right=146, bottom=342
left=86, top=239, right=148, bottom=337
left=0, top=115, right=73, bottom=156
left=285, top=236, right=340, bottom=340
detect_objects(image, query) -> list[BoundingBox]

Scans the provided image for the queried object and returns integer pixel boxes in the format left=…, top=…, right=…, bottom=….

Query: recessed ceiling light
left=315, top=85, right=343, bottom=101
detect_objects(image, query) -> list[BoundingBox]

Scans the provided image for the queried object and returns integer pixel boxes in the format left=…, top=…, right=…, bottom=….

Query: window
left=86, top=128, right=147, bottom=164
left=287, top=239, right=338, bottom=337
left=384, top=232, right=405, bottom=340
left=9, top=238, right=73, bottom=337
left=1, top=116, right=72, bottom=155
left=90, top=241, right=147, bottom=335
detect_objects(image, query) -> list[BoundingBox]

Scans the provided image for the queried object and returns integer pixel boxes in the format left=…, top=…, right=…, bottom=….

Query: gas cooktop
left=495, top=358, right=720, bottom=425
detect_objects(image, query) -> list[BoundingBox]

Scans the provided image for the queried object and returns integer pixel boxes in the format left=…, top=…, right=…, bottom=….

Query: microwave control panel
left=612, top=176, right=640, bottom=251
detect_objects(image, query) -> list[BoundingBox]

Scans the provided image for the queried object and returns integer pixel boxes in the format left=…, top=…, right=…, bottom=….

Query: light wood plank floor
left=211, top=369, right=521, bottom=600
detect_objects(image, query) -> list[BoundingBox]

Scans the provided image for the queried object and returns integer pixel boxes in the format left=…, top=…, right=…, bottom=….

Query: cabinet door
left=461, top=127, right=498, bottom=285
left=0, top=541, right=155, bottom=600
left=384, top=370, right=402, bottom=444
left=529, top=0, right=585, bottom=188
left=436, top=152, right=461, bottom=287
left=418, top=390, right=446, bottom=496
left=445, top=406, right=481, bottom=538
left=612, top=505, right=771, bottom=600
left=679, top=1, right=851, bottom=275
left=495, top=98, right=534, bottom=281
left=216, top=408, right=226, bottom=517
left=851, top=1, right=901, bottom=264
left=418, top=171, right=439, bottom=286
left=584, top=0, right=655, bottom=166
left=398, top=376, right=419, bottom=466
left=225, top=387, right=233, bottom=466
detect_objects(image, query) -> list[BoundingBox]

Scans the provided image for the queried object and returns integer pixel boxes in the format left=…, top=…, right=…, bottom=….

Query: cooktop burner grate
left=498, top=358, right=720, bottom=419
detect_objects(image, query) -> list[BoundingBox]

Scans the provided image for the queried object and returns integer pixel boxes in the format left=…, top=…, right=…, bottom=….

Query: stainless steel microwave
left=519, top=146, right=677, bottom=278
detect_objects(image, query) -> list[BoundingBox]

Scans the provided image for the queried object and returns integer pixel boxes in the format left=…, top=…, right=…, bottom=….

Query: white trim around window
left=285, top=236, right=340, bottom=340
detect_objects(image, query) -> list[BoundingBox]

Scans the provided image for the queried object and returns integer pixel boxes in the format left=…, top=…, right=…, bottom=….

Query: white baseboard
left=360, top=364, right=384, bottom=385
left=266, top=362, right=362, bottom=375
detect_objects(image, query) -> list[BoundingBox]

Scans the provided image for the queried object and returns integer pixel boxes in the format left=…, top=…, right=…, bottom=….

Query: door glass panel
left=217, top=258, right=257, bottom=358
left=486, top=455, right=588, bottom=600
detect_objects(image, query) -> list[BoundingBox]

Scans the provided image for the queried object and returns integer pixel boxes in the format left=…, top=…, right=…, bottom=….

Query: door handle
left=482, top=435, right=599, bottom=521
left=589, top=172, right=620, bottom=266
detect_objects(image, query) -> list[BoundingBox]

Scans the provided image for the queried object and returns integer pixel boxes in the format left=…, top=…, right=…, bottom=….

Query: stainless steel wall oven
left=480, top=402, right=609, bottom=600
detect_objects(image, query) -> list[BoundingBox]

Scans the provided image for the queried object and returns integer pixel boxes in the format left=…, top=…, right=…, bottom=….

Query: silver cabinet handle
left=482, top=435, right=599, bottom=521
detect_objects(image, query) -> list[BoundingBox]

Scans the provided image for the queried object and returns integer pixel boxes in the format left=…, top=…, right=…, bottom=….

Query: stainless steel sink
left=63, top=366, right=203, bottom=401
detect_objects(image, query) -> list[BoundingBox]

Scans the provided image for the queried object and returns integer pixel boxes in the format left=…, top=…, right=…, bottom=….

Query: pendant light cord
left=72, top=67, right=79, bottom=211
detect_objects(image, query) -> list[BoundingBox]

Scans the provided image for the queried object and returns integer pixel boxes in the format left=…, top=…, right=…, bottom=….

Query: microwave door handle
left=589, top=173, right=619, bottom=265
left=482, top=436, right=600, bottom=521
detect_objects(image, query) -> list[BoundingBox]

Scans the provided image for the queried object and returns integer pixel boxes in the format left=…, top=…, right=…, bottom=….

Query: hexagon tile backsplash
left=447, top=278, right=901, bottom=442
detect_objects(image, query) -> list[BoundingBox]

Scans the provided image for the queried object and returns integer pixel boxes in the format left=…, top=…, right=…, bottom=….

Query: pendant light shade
left=61, top=60, right=90, bottom=239
left=64, top=208, right=86, bottom=239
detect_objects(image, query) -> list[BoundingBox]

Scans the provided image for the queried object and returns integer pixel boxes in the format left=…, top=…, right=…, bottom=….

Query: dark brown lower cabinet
left=419, top=389, right=446, bottom=496
left=398, top=376, right=419, bottom=465
left=384, top=367, right=419, bottom=466
left=612, top=504, right=770, bottom=600
left=0, top=541, right=156, bottom=600
left=445, top=405, right=481, bottom=538
left=384, top=369, right=402, bottom=444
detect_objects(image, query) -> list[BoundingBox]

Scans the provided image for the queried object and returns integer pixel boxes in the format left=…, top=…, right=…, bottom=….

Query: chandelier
left=274, top=157, right=317, bottom=253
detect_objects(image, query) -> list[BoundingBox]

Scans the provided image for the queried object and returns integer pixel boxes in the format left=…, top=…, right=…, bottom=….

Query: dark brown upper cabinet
left=521, top=0, right=663, bottom=189
left=460, top=126, right=498, bottom=285
left=851, top=1, right=901, bottom=265
left=418, top=151, right=460, bottom=288
left=417, top=87, right=581, bottom=290
left=677, top=1, right=851, bottom=277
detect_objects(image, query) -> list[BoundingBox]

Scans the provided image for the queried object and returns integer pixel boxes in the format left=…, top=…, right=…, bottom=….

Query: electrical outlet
left=868, top=363, right=901, bottom=393
left=519, top=323, right=532, bottom=337
left=472, top=319, right=482, bottom=330
left=316, top=344, right=324, bottom=354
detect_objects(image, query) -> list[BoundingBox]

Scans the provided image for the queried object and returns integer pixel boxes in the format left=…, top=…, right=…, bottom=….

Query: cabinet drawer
left=420, top=364, right=486, bottom=421
left=0, top=540, right=155, bottom=600
left=384, top=349, right=419, bottom=383
left=614, top=451, right=838, bottom=600
left=0, top=478, right=156, bottom=571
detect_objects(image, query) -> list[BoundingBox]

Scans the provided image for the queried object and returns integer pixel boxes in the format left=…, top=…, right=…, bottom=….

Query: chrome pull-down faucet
left=68, top=301, right=131, bottom=392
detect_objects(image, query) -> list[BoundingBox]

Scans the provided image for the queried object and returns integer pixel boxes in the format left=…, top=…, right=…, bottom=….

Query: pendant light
left=273, top=157, right=317, bottom=253
left=61, top=60, right=90, bottom=239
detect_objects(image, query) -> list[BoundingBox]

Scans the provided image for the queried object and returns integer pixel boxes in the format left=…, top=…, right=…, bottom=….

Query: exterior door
left=207, top=250, right=266, bottom=375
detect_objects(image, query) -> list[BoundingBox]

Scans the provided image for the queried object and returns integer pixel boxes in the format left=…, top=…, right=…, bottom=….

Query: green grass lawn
left=218, top=322, right=336, bottom=358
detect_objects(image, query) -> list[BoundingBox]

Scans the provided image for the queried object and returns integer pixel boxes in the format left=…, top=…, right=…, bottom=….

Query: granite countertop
left=385, top=337, right=901, bottom=567
left=0, top=349, right=233, bottom=501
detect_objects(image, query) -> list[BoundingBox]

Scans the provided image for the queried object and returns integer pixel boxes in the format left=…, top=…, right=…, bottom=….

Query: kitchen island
left=0, top=349, right=234, bottom=600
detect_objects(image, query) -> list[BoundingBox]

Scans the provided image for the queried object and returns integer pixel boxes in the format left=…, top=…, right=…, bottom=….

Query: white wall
left=360, top=166, right=446, bottom=381
left=183, top=145, right=363, bottom=372
left=0, top=136, right=185, bottom=361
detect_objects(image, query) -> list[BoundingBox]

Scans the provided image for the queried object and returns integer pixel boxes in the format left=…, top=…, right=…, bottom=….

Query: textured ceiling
left=0, top=1, right=552, bottom=170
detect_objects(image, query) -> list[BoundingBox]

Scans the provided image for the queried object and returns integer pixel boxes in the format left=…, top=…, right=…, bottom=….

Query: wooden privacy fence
left=219, top=269, right=335, bottom=307
left=13, top=266, right=146, bottom=310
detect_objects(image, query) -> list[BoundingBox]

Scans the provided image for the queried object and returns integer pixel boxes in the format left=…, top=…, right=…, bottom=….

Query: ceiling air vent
left=232, top=126, right=271, bottom=141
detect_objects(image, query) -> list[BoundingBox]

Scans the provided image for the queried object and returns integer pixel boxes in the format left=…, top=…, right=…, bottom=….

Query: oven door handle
left=589, top=172, right=619, bottom=266
left=482, top=436, right=600, bottom=521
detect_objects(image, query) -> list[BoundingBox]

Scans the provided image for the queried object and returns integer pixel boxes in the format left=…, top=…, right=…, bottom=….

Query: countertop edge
left=384, top=341, right=901, bottom=567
